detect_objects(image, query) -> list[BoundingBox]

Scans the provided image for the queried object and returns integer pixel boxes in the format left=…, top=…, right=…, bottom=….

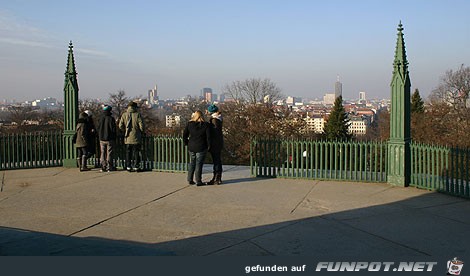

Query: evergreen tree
left=323, top=96, right=352, bottom=140
left=411, top=88, right=425, bottom=113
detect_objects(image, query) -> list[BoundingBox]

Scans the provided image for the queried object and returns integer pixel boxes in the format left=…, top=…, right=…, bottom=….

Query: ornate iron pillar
left=387, top=22, right=411, bottom=187
left=63, top=41, right=79, bottom=167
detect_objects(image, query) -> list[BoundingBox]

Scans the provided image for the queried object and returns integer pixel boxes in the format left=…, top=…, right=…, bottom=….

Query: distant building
left=335, top=76, right=343, bottom=99
left=148, top=84, right=159, bottom=105
left=218, top=93, right=225, bottom=103
left=202, top=88, right=213, bottom=102
left=323, top=93, right=336, bottom=105
left=304, top=114, right=326, bottom=133
left=359, top=91, right=366, bottom=101
left=166, top=114, right=181, bottom=128
left=286, top=96, right=302, bottom=106
left=31, top=97, right=59, bottom=109
left=348, top=115, right=371, bottom=135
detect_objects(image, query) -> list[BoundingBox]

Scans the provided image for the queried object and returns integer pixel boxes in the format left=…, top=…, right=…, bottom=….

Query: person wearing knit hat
left=207, top=104, right=218, bottom=113
left=206, top=104, right=224, bottom=185
left=98, top=105, right=117, bottom=172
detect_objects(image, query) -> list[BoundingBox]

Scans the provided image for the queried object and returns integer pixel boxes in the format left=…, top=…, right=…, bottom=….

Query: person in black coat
left=206, top=104, right=224, bottom=185
left=84, top=110, right=97, bottom=159
left=98, top=105, right=117, bottom=172
left=183, top=110, right=211, bottom=186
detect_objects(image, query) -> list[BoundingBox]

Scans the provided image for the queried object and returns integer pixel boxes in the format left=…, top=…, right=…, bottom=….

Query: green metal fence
left=250, top=138, right=469, bottom=198
left=250, top=138, right=388, bottom=182
left=410, top=143, right=469, bottom=198
left=410, top=143, right=448, bottom=190
left=1, top=131, right=468, bottom=198
left=0, top=133, right=188, bottom=172
left=0, top=131, right=63, bottom=170
left=446, top=147, right=470, bottom=198
left=86, top=135, right=189, bottom=172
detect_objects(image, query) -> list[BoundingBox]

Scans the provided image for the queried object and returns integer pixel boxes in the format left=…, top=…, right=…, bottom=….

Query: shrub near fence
left=0, top=131, right=63, bottom=170
left=251, top=138, right=388, bottom=182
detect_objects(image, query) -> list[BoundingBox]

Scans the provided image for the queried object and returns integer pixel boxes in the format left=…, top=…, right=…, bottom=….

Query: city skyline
left=1, top=0, right=469, bottom=102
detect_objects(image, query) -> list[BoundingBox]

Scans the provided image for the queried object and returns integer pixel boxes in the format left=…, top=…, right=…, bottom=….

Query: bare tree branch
left=223, top=78, right=283, bottom=104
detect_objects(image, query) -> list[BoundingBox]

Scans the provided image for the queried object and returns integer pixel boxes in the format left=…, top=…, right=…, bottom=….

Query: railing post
left=62, top=42, right=79, bottom=168
left=387, top=22, right=411, bottom=187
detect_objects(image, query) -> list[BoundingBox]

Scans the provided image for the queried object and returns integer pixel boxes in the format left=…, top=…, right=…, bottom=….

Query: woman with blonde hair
left=183, top=110, right=211, bottom=186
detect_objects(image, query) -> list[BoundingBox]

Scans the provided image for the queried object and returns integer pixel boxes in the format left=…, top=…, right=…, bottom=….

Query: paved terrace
left=0, top=165, right=469, bottom=257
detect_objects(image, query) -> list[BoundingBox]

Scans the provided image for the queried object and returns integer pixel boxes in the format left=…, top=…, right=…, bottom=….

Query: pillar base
left=63, top=158, right=78, bottom=168
left=387, top=175, right=409, bottom=187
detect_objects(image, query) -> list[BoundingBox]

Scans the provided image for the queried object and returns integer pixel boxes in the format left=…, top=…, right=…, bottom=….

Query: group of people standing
left=73, top=102, right=224, bottom=186
left=183, top=104, right=224, bottom=186
left=74, top=101, right=144, bottom=173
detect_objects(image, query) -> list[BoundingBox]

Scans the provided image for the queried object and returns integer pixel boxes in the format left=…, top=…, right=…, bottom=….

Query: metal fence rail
left=1, top=131, right=468, bottom=198
left=445, top=147, right=470, bottom=198
left=410, top=143, right=469, bottom=198
left=0, top=131, right=63, bottom=170
left=87, top=135, right=189, bottom=172
left=410, top=143, right=449, bottom=190
left=251, top=138, right=388, bottom=182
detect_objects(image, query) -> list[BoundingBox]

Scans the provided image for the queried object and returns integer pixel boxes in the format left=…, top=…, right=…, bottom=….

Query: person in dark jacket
left=84, top=110, right=97, bottom=160
left=206, top=104, right=224, bottom=185
left=98, top=105, right=117, bottom=172
left=183, top=110, right=211, bottom=186
left=75, top=112, right=91, bottom=171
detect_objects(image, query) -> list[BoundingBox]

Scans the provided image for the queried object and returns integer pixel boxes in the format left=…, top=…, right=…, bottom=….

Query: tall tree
left=429, top=64, right=470, bottom=109
left=223, top=78, right=283, bottom=105
left=108, top=90, right=129, bottom=123
left=411, top=88, right=425, bottom=113
left=7, top=106, right=34, bottom=126
left=323, top=96, right=352, bottom=141
left=421, top=65, right=470, bottom=147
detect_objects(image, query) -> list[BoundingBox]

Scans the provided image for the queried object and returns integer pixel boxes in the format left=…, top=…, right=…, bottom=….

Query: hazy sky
left=1, top=0, right=469, bottom=102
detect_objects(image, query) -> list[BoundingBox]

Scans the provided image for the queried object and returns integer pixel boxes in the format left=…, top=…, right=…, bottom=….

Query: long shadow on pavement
left=1, top=193, right=469, bottom=258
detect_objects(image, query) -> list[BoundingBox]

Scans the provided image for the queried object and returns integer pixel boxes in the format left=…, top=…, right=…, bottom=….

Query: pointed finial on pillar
left=388, top=21, right=411, bottom=187
left=398, top=21, right=403, bottom=32
left=63, top=40, right=80, bottom=167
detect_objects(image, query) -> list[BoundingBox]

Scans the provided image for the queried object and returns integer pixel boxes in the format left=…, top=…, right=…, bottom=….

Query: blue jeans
left=210, top=150, right=223, bottom=174
left=188, top=151, right=207, bottom=183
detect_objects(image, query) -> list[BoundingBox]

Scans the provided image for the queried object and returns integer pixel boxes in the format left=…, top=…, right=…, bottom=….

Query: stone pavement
left=0, top=165, right=469, bottom=257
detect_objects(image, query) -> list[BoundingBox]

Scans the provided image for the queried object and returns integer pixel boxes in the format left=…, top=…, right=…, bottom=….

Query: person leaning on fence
left=183, top=110, right=211, bottom=186
left=74, top=112, right=92, bottom=172
left=119, top=101, right=145, bottom=172
left=98, top=105, right=117, bottom=172
left=206, top=104, right=224, bottom=185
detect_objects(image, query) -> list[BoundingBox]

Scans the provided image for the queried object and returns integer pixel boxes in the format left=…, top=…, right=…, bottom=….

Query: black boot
left=206, top=173, right=216, bottom=185
left=215, top=173, right=222, bottom=185
left=80, top=155, right=90, bottom=171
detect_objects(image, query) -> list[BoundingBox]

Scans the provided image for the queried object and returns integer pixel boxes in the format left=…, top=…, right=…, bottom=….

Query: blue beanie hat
left=103, top=105, right=112, bottom=112
left=208, top=104, right=218, bottom=113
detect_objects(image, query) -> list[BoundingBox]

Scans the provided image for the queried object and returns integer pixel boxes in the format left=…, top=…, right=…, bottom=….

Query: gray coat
left=75, top=117, right=89, bottom=148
